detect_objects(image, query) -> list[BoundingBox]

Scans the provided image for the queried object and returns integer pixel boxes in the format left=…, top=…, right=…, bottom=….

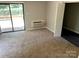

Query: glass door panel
left=10, top=4, right=24, bottom=31
left=0, top=5, right=13, bottom=32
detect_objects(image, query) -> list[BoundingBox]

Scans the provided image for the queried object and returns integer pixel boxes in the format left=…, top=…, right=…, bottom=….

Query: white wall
left=24, top=1, right=65, bottom=36
left=47, top=2, right=58, bottom=33
left=47, top=1, right=65, bottom=36
left=24, top=1, right=47, bottom=30
left=54, top=2, right=65, bottom=36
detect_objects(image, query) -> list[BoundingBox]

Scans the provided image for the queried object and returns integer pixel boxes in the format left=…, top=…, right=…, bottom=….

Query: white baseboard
left=46, top=27, right=54, bottom=33
left=63, top=26, right=79, bottom=34
left=27, top=27, right=47, bottom=31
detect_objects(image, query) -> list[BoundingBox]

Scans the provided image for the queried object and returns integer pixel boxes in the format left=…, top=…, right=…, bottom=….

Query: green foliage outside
left=0, top=4, right=23, bottom=16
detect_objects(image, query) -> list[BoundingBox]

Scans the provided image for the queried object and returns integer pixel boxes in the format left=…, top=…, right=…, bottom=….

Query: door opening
left=61, top=3, right=79, bottom=47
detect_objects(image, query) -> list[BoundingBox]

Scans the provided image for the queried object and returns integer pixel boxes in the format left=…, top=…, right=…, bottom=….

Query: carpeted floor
left=0, top=28, right=78, bottom=58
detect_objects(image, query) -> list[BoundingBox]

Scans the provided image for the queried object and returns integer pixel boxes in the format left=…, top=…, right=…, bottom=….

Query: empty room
left=0, top=1, right=79, bottom=58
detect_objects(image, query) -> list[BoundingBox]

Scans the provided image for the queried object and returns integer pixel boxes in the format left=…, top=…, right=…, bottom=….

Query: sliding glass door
left=0, top=4, right=13, bottom=32
left=0, top=3, right=25, bottom=33
left=10, top=4, right=24, bottom=31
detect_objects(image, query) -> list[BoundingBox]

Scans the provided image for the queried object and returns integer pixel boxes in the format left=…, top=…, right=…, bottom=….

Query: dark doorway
left=62, top=3, right=79, bottom=47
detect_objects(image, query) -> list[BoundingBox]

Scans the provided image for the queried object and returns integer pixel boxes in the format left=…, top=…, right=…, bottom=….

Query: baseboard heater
left=32, top=20, right=46, bottom=29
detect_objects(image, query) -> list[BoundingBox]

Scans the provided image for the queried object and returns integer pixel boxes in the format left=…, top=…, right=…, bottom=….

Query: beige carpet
left=0, top=28, right=78, bottom=58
